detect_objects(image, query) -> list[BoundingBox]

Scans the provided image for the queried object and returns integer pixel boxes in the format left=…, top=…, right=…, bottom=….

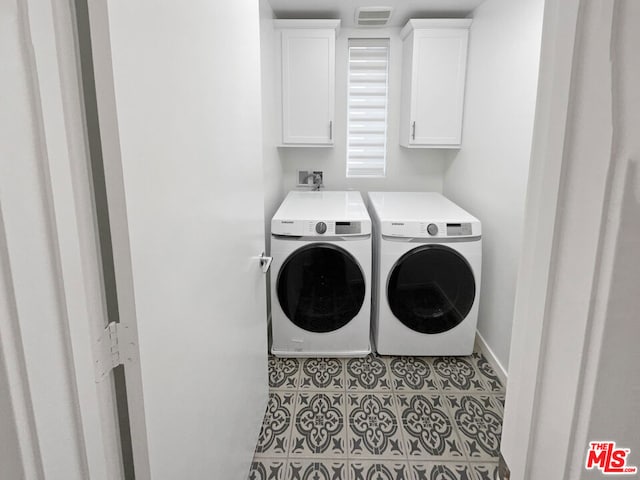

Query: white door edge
left=85, top=0, right=153, bottom=478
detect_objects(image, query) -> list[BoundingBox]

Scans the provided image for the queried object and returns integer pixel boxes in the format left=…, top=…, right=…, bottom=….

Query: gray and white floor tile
left=299, top=358, right=345, bottom=391
left=346, top=393, right=405, bottom=459
left=269, top=356, right=301, bottom=390
left=386, top=356, right=439, bottom=392
left=250, top=353, right=505, bottom=479
left=470, top=352, right=505, bottom=393
left=444, top=395, right=502, bottom=461
left=248, top=459, right=287, bottom=480
left=396, top=393, right=466, bottom=461
left=254, top=392, right=296, bottom=458
left=409, top=462, right=475, bottom=480
left=285, top=459, right=348, bottom=480
left=349, top=460, right=411, bottom=480
left=469, top=462, right=500, bottom=480
left=432, top=357, right=487, bottom=393
left=290, top=392, right=347, bottom=458
left=346, top=355, right=392, bottom=392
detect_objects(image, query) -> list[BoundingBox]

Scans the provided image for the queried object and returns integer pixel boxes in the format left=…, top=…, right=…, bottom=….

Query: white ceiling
left=267, top=0, right=485, bottom=28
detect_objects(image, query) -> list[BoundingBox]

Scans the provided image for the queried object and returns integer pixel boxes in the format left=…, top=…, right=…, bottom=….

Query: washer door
left=277, top=244, right=366, bottom=333
left=387, top=244, right=475, bottom=334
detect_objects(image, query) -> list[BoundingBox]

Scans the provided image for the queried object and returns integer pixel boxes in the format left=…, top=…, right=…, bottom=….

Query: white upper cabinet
left=400, top=19, right=472, bottom=148
left=275, top=20, right=340, bottom=146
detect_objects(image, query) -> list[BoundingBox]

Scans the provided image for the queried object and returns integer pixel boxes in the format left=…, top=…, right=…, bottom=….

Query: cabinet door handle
left=411, top=121, right=416, bottom=140
left=329, top=120, right=333, bottom=140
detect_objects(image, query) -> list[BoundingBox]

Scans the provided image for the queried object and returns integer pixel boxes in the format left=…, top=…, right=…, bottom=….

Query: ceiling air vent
left=355, top=7, right=393, bottom=27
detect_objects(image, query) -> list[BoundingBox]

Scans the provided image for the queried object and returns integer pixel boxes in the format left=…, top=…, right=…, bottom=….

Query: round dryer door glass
left=277, top=244, right=366, bottom=333
left=387, top=245, right=475, bottom=334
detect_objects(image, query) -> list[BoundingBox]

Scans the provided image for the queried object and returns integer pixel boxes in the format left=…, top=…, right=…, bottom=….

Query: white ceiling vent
left=355, top=7, right=393, bottom=27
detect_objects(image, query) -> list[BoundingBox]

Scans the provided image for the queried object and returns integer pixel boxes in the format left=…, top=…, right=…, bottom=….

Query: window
left=346, top=39, right=390, bottom=178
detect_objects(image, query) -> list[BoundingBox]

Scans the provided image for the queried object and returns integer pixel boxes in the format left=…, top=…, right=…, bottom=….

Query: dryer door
left=387, top=244, right=475, bottom=334
left=277, top=244, right=366, bottom=333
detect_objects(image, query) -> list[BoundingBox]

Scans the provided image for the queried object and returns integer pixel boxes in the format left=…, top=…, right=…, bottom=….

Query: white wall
left=443, top=0, right=545, bottom=371
left=278, top=27, right=447, bottom=195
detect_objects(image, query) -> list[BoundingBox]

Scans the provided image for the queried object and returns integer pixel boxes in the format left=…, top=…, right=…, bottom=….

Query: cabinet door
left=410, top=29, right=468, bottom=146
left=281, top=29, right=335, bottom=145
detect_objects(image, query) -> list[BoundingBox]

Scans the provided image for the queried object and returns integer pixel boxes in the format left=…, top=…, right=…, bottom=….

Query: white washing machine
left=270, top=191, right=371, bottom=357
left=369, top=192, right=482, bottom=356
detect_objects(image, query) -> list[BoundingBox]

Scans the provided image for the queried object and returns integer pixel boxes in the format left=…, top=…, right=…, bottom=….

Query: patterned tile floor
left=249, top=352, right=505, bottom=480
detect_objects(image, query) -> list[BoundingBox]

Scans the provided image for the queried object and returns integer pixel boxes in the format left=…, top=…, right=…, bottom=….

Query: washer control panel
left=335, top=221, right=362, bottom=235
left=272, top=219, right=370, bottom=236
left=309, top=221, right=362, bottom=236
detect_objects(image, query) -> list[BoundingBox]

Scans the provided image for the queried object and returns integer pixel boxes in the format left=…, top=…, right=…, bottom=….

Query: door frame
left=500, top=0, right=580, bottom=475
left=502, top=0, right=632, bottom=478
left=2, top=0, right=123, bottom=478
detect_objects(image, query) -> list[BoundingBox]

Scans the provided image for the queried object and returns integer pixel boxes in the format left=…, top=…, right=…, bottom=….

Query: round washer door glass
left=387, top=245, right=475, bottom=334
left=277, top=244, right=366, bottom=333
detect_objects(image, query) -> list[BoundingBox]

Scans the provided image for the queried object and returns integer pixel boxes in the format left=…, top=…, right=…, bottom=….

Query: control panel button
left=427, top=223, right=439, bottom=236
left=315, top=222, right=327, bottom=234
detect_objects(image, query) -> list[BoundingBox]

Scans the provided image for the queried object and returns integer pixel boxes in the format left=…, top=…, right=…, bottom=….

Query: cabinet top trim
left=274, top=19, right=341, bottom=31
left=401, top=19, right=472, bottom=39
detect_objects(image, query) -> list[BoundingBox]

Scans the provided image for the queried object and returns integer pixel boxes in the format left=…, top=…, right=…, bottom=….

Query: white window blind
left=346, top=39, right=390, bottom=178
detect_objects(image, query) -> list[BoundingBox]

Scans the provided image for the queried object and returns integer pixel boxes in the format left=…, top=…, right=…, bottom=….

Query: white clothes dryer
left=270, top=191, right=371, bottom=357
left=369, top=192, right=481, bottom=356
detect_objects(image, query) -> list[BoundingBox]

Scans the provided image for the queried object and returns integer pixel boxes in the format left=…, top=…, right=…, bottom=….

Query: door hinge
left=94, top=321, right=136, bottom=382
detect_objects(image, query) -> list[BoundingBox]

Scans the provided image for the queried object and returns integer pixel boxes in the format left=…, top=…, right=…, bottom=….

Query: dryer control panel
left=381, top=220, right=480, bottom=238
left=446, top=223, right=473, bottom=236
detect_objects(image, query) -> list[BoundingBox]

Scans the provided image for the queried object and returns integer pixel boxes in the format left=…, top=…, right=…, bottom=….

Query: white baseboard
left=474, top=331, right=508, bottom=387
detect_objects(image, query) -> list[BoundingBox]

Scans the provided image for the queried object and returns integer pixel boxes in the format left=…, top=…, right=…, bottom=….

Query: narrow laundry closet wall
left=443, top=0, right=545, bottom=372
